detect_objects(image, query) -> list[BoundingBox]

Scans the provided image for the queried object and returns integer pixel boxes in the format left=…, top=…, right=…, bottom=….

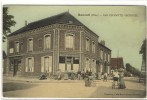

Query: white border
left=1, top=0, right=147, bottom=100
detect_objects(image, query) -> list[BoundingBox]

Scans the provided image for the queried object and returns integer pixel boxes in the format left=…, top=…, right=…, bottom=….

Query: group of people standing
left=112, top=69, right=126, bottom=89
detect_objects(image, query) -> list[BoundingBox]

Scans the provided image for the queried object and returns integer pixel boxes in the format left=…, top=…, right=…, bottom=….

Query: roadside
left=3, top=76, right=146, bottom=98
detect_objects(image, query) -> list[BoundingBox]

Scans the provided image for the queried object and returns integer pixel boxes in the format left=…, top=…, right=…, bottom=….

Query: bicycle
left=112, top=80, right=120, bottom=89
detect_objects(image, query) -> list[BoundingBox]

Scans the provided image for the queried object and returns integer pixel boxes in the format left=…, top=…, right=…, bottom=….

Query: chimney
left=100, top=40, right=105, bottom=45
left=25, top=20, right=27, bottom=26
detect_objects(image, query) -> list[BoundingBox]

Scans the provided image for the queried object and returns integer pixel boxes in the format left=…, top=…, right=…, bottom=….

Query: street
left=3, top=77, right=146, bottom=98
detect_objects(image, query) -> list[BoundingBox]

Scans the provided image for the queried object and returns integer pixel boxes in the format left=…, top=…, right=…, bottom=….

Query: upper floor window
left=44, top=34, right=51, bottom=49
left=20, top=43, right=23, bottom=52
left=28, top=38, right=33, bottom=52
left=38, top=39, right=42, bottom=48
left=104, top=53, right=107, bottom=61
left=65, top=34, right=74, bottom=49
left=92, top=41, right=95, bottom=53
left=15, top=42, right=19, bottom=53
left=86, top=38, right=90, bottom=51
left=108, top=54, right=110, bottom=62
left=100, top=50, right=103, bottom=60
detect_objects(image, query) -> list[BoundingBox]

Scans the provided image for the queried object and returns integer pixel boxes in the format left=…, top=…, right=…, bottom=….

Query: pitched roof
left=98, top=42, right=111, bottom=51
left=111, top=57, right=124, bottom=69
left=8, top=12, right=98, bottom=37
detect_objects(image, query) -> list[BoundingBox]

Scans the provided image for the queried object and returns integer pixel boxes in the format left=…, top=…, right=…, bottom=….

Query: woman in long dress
left=119, top=71, right=126, bottom=89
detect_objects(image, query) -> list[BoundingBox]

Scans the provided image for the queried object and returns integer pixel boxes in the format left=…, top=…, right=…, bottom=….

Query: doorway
left=13, top=59, right=21, bottom=76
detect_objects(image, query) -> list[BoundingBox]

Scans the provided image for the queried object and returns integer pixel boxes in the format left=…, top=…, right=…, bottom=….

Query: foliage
left=3, top=7, right=16, bottom=42
left=139, top=39, right=146, bottom=65
left=125, top=63, right=141, bottom=76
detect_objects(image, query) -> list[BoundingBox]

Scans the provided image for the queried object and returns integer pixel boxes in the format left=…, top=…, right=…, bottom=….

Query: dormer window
left=69, top=20, right=73, bottom=24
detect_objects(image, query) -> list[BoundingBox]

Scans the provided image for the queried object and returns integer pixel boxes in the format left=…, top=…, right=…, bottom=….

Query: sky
left=3, top=5, right=146, bottom=70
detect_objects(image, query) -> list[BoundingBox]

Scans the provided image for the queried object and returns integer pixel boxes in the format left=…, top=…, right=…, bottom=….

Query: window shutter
left=25, top=58, right=28, bottom=72
left=49, top=56, right=52, bottom=72
left=32, top=39, right=33, bottom=51
left=41, top=57, right=44, bottom=72
left=32, top=57, right=34, bottom=72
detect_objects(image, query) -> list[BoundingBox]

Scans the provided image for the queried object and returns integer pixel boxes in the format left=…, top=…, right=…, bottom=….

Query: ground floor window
left=25, top=57, right=34, bottom=72
left=85, top=58, right=90, bottom=71
left=41, top=56, right=52, bottom=73
left=59, top=56, right=79, bottom=72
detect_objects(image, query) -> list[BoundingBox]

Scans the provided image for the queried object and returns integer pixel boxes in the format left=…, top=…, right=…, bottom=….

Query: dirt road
left=3, top=77, right=146, bottom=98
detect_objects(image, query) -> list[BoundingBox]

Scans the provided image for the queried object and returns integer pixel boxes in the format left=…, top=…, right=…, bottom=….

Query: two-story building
left=97, top=41, right=111, bottom=75
left=6, top=12, right=111, bottom=77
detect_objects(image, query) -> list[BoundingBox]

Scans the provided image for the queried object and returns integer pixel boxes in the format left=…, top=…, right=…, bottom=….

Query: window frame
left=15, top=41, right=19, bottom=53
left=92, top=41, right=95, bottom=53
left=27, top=38, right=33, bottom=52
left=86, top=37, right=90, bottom=51
left=65, top=33, right=75, bottom=49
left=44, top=34, right=51, bottom=50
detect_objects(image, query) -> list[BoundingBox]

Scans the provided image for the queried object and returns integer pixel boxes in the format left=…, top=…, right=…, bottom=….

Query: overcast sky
left=3, top=5, right=146, bottom=70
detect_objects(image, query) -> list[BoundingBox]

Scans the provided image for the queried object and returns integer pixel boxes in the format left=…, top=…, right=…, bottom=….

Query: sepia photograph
left=2, top=5, right=146, bottom=98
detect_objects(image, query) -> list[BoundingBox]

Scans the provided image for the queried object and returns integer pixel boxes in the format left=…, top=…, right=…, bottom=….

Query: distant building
left=111, top=57, right=124, bottom=70
left=6, top=12, right=111, bottom=77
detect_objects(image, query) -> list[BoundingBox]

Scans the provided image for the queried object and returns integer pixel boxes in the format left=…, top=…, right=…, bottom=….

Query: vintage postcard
left=2, top=5, right=146, bottom=98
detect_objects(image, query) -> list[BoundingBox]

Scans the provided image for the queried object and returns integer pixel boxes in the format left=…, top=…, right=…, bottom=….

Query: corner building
left=7, top=12, right=111, bottom=77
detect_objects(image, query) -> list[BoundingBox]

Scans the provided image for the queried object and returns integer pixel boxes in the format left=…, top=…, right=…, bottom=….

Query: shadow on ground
left=3, top=82, right=38, bottom=92
left=89, top=86, right=146, bottom=98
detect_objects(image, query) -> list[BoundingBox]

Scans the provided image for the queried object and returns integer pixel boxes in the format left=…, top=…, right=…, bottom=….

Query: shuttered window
left=44, top=35, right=51, bottom=49
left=41, top=56, right=52, bottom=72
left=25, top=57, right=34, bottom=72
left=92, top=41, right=95, bottom=53
left=15, top=42, right=19, bottom=52
left=86, top=38, right=90, bottom=51
left=28, top=38, right=33, bottom=52
left=65, top=34, right=74, bottom=49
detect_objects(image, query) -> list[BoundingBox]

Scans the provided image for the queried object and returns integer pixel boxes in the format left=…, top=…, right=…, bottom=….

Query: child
left=103, top=72, right=107, bottom=82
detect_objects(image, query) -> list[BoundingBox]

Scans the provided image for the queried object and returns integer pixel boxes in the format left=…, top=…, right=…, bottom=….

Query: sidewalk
left=3, top=76, right=102, bottom=83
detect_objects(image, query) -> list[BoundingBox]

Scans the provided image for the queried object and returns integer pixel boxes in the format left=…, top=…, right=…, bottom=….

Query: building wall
left=7, top=23, right=110, bottom=77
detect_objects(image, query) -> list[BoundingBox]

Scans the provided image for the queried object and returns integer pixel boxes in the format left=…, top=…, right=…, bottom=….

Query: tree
left=139, top=39, right=146, bottom=67
left=3, top=7, right=16, bottom=42
left=126, top=63, right=141, bottom=76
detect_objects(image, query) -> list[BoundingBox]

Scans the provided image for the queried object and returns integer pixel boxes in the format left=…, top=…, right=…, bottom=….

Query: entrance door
left=13, top=60, right=21, bottom=76
left=66, top=57, right=73, bottom=71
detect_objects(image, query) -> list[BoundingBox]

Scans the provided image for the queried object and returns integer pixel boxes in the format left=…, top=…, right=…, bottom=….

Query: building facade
left=6, top=12, right=111, bottom=77
left=97, top=41, right=111, bottom=74
left=110, top=57, right=124, bottom=70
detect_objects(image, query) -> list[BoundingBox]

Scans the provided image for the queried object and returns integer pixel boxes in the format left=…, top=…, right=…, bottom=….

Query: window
left=44, top=35, right=51, bottom=49
left=20, top=43, right=23, bottom=52
left=28, top=38, right=33, bottom=51
left=59, top=56, right=65, bottom=63
left=41, top=56, right=52, bottom=72
left=15, top=42, right=19, bottom=52
left=104, top=52, right=106, bottom=61
left=86, top=38, right=90, bottom=51
left=44, top=57, right=49, bottom=72
left=65, top=34, right=74, bottom=49
left=25, top=57, right=34, bottom=72
left=92, top=41, right=95, bottom=53
left=108, top=54, right=110, bottom=62
left=100, top=50, right=103, bottom=60
left=73, top=57, right=79, bottom=64
left=85, top=58, right=90, bottom=71
left=38, top=39, right=42, bottom=48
